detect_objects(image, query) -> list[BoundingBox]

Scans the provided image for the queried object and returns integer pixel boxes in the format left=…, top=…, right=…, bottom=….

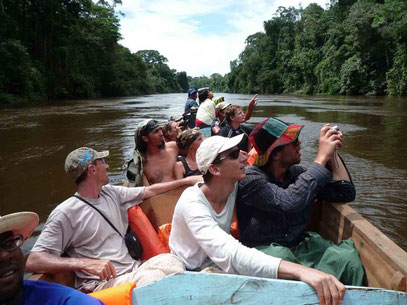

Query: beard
left=158, top=140, right=165, bottom=150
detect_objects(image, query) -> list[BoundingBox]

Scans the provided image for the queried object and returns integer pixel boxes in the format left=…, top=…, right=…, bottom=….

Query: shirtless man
left=134, top=119, right=181, bottom=185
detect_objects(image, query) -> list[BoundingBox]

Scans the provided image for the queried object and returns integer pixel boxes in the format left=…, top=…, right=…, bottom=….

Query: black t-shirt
left=218, top=123, right=253, bottom=152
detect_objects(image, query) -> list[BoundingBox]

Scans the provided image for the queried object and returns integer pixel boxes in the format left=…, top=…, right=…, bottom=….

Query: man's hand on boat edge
left=278, top=260, right=345, bottom=305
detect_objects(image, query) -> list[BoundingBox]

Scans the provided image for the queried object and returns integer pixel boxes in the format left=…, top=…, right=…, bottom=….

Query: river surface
left=0, top=93, right=406, bottom=254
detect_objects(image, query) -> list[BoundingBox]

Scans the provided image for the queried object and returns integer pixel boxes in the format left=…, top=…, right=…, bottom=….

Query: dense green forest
left=1, top=0, right=406, bottom=104
left=224, top=0, right=407, bottom=96
left=0, top=0, right=184, bottom=104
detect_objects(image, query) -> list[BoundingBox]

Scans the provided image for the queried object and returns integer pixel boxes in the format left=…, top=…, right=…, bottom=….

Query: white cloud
left=118, top=0, right=328, bottom=77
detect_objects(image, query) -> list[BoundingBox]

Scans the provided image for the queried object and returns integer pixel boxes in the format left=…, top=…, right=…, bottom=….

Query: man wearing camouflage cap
left=27, top=147, right=200, bottom=292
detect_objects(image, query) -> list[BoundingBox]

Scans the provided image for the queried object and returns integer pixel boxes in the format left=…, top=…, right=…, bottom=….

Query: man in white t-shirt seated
left=26, top=147, right=199, bottom=292
left=169, top=135, right=346, bottom=305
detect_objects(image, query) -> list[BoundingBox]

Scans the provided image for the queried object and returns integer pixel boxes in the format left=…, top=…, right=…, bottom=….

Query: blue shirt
left=184, top=98, right=198, bottom=114
left=20, top=280, right=104, bottom=305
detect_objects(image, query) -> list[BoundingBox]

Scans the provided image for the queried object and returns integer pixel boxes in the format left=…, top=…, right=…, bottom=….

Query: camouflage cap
left=64, top=147, right=109, bottom=180
left=176, top=128, right=201, bottom=150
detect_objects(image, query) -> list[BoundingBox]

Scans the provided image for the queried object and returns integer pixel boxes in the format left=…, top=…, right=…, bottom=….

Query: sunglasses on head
left=213, top=148, right=240, bottom=164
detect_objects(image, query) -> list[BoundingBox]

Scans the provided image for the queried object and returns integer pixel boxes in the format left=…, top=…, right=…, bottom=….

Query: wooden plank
left=131, top=272, right=407, bottom=305
left=318, top=202, right=407, bottom=292
left=27, top=271, right=76, bottom=287
left=139, top=186, right=188, bottom=231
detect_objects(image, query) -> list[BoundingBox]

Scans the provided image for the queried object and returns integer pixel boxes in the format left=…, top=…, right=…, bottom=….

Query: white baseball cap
left=196, top=134, right=245, bottom=175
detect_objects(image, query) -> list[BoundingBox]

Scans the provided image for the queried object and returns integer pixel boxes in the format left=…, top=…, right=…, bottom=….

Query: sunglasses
left=0, top=234, right=23, bottom=252
left=92, top=158, right=106, bottom=165
left=213, top=148, right=240, bottom=164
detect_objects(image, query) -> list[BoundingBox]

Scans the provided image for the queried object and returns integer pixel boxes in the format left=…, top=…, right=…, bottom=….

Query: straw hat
left=0, top=212, right=39, bottom=243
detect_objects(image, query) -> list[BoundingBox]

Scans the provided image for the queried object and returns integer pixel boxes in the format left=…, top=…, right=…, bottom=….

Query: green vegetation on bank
left=0, top=0, right=183, bottom=104
left=225, top=0, right=407, bottom=96
left=1, top=0, right=407, bottom=104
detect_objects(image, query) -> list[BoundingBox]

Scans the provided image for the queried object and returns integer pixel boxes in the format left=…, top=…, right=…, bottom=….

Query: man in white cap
left=169, top=135, right=346, bottom=305
left=0, top=212, right=103, bottom=304
left=26, top=147, right=199, bottom=292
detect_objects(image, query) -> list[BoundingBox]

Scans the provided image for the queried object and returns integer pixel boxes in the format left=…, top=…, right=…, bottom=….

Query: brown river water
left=0, top=93, right=406, bottom=254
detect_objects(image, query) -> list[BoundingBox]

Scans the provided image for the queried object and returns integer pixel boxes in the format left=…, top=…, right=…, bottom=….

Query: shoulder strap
left=73, top=195, right=123, bottom=238
left=227, top=128, right=234, bottom=138
left=179, top=156, right=190, bottom=171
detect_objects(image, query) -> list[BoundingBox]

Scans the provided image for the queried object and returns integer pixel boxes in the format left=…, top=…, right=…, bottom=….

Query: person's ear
left=88, top=164, right=96, bottom=176
left=208, top=164, right=221, bottom=176
left=271, top=150, right=281, bottom=161
left=141, top=135, right=149, bottom=143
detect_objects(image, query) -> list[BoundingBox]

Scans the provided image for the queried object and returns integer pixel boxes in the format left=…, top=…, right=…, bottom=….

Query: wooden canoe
left=29, top=185, right=407, bottom=294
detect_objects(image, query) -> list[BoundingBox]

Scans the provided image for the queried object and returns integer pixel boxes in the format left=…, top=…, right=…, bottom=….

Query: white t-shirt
left=169, top=183, right=281, bottom=278
left=31, top=184, right=145, bottom=289
left=196, top=99, right=216, bottom=125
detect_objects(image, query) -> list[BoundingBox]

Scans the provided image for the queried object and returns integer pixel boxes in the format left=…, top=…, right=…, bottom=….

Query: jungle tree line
left=224, top=0, right=407, bottom=96
left=0, top=0, right=185, bottom=104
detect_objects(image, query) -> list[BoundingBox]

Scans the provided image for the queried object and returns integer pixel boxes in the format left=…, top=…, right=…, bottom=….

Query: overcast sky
left=118, top=0, right=329, bottom=77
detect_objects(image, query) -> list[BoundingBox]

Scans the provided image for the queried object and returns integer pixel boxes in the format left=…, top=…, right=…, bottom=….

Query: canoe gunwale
left=317, top=200, right=407, bottom=292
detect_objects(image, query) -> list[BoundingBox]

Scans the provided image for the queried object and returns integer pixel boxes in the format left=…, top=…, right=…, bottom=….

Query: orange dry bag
left=89, top=282, right=135, bottom=305
left=128, top=206, right=169, bottom=260
left=157, top=223, right=172, bottom=252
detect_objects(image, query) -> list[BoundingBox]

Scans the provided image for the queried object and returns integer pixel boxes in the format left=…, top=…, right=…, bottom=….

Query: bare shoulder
left=166, top=141, right=180, bottom=156
left=166, top=141, right=178, bottom=149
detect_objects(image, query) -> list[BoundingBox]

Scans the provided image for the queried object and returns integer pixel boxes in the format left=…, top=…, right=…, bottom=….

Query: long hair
left=198, top=90, right=209, bottom=104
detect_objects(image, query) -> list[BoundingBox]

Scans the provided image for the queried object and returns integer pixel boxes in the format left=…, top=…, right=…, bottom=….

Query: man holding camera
left=26, top=147, right=198, bottom=292
left=237, top=118, right=364, bottom=285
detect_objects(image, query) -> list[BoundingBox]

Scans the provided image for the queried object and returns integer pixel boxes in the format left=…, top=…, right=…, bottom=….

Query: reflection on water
left=0, top=94, right=406, bottom=251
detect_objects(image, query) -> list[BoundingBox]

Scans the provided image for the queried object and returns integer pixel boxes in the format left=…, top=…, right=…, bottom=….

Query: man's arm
left=144, top=175, right=202, bottom=199
left=316, top=125, right=356, bottom=203
left=182, top=206, right=344, bottom=305
left=238, top=164, right=332, bottom=213
left=26, top=252, right=116, bottom=281
left=278, top=261, right=345, bottom=305
left=173, top=161, right=185, bottom=180
left=244, top=94, right=258, bottom=122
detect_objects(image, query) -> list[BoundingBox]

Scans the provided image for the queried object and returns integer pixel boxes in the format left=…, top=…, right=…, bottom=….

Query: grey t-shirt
left=31, top=184, right=145, bottom=289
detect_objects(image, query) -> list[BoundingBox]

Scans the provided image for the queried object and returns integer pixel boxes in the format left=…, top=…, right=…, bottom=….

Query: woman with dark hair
left=196, top=87, right=215, bottom=128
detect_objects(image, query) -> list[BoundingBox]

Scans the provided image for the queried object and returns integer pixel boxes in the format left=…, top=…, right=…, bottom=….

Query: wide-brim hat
left=197, top=134, right=244, bottom=174
left=248, top=118, right=304, bottom=166
left=0, top=212, right=39, bottom=243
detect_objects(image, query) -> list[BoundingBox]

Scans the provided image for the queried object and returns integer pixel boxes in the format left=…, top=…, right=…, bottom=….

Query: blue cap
left=188, top=88, right=197, bottom=95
